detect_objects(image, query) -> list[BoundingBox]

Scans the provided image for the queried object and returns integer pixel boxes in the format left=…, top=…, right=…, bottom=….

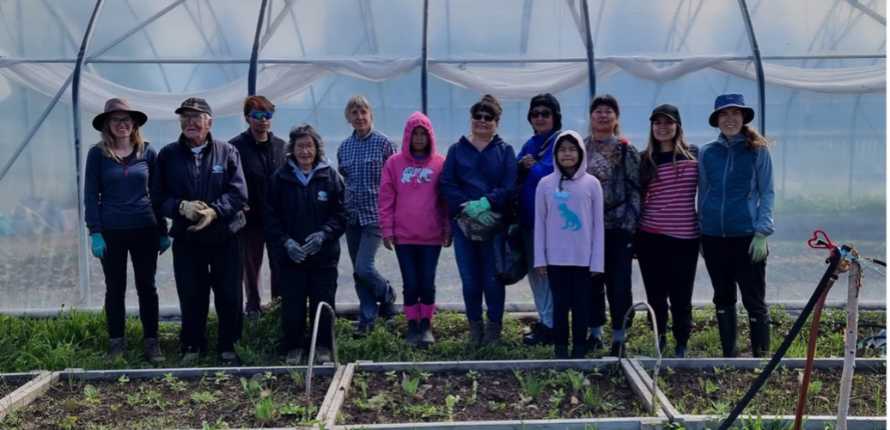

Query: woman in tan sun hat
left=84, top=98, right=169, bottom=363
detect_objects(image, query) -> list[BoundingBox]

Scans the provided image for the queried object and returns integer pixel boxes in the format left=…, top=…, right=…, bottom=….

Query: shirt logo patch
left=400, top=167, right=434, bottom=184
left=211, top=164, right=224, bottom=174
left=317, top=191, right=328, bottom=202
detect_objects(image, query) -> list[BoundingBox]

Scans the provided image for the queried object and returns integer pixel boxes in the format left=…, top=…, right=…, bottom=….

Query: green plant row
left=0, top=304, right=884, bottom=372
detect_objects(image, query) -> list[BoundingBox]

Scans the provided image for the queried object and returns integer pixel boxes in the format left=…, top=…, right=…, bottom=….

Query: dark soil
left=339, top=366, right=648, bottom=424
left=0, top=371, right=331, bottom=429
left=0, top=376, right=22, bottom=399
left=661, top=366, right=886, bottom=416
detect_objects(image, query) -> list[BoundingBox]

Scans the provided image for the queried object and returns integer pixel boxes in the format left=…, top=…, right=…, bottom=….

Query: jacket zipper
left=719, top=144, right=730, bottom=237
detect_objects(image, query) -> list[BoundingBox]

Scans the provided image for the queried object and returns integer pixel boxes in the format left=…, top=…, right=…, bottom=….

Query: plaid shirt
left=336, top=129, right=396, bottom=226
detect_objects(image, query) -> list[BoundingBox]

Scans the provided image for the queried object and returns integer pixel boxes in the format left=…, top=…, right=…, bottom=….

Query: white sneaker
left=314, top=347, right=333, bottom=364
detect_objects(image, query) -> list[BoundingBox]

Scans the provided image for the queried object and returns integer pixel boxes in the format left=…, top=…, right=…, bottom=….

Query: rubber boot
left=405, top=320, right=421, bottom=347
left=673, top=311, right=692, bottom=358
left=749, top=313, right=771, bottom=358
left=716, top=307, right=739, bottom=358
left=483, top=320, right=503, bottom=344
left=419, top=319, right=435, bottom=347
left=468, top=320, right=484, bottom=346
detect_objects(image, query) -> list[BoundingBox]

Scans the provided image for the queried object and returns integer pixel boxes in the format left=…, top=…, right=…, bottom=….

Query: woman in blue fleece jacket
left=698, top=93, right=775, bottom=358
left=439, top=94, right=517, bottom=346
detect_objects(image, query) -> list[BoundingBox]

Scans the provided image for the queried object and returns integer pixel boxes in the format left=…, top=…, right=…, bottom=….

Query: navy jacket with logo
left=264, top=159, right=346, bottom=268
left=152, top=133, right=248, bottom=244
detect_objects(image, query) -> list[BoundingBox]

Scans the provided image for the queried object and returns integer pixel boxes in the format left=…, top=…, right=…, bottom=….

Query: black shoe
left=554, top=345, right=569, bottom=359
left=674, top=345, right=687, bottom=358
left=220, top=351, right=241, bottom=366
left=482, top=321, right=503, bottom=344
left=405, top=320, right=421, bottom=346
left=468, top=320, right=484, bottom=347
left=609, top=341, right=623, bottom=357
left=716, top=307, right=739, bottom=358
left=419, top=319, right=435, bottom=347
left=570, top=344, right=588, bottom=359
left=354, top=322, right=373, bottom=338
left=587, top=334, right=604, bottom=351
left=522, top=322, right=553, bottom=346
left=379, top=301, right=398, bottom=321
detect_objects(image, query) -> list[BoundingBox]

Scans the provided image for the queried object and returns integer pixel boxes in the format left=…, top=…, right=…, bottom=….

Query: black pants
left=701, top=235, right=768, bottom=317
left=279, top=263, right=337, bottom=351
left=172, top=238, right=243, bottom=353
left=635, top=231, right=698, bottom=347
left=100, top=227, right=160, bottom=339
left=548, top=266, right=593, bottom=348
left=590, top=229, right=634, bottom=330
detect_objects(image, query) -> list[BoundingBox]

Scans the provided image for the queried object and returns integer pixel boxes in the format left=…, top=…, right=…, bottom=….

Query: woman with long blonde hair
left=84, top=98, right=169, bottom=363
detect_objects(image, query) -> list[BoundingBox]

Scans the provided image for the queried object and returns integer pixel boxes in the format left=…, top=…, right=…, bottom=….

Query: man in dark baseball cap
left=175, top=97, right=213, bottom=116
left=152, top=96, right=247, bottom=365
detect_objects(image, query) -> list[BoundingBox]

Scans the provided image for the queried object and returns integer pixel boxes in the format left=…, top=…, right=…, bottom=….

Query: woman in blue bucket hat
left=698, top=93, right=775, bottom=358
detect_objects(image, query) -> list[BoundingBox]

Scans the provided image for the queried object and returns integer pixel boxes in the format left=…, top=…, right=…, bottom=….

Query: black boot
left=419, top=318, right=435, bottom=347
left=522, top=321, right=553, bottom=346
left=715, top=307, right=738, bottom=358
left=570, top=343, right=588, bottom=359
left=405, top=320, right=421, bottom=347
left=468, top=320, right=484, bottom=347
left=749, top=313, right=771, bottom=358
left=554, top=344, right=569, bottom=359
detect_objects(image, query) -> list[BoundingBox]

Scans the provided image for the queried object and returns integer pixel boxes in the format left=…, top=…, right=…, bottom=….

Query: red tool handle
left=807, top=230, right=836, bottom=250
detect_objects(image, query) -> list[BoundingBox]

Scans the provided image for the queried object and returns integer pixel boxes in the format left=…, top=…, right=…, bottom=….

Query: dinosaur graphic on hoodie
left=533, top=130, right=604, bottom=273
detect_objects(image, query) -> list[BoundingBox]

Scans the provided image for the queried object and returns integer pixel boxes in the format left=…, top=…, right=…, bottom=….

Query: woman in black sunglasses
left=516, top=93, right=562, bottom=347
left=439, top=94, right=517, bottom=347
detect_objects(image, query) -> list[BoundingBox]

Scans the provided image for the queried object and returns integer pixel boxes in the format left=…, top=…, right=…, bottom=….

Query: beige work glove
left=187, top=207, right=218, bottom=232
left=179, top=200, right=208, bottom=221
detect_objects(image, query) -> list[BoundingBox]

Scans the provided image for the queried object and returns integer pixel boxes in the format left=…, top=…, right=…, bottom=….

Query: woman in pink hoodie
left=534, top=130, right=605, bottom=359
left=379, top=112, right=451, bottom=347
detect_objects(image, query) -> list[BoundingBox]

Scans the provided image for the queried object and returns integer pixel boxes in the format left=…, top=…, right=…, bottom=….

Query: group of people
left=84, top=89, right=773, bottom=365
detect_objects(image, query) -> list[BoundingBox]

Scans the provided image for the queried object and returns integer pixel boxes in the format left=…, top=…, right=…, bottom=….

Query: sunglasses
left=248, top=110, right=273, bottom=120
left=472, top=113, right=495, bottom=122
left=530, top=109, right=552, bottom=119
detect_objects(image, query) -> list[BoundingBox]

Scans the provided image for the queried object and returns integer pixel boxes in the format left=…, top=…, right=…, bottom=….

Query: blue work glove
left=285, top=238, right=307, bottom=263
left=463, top=197, right=491, bottom=218
left=158, top=235, right=172, bottom=255
left=303, top=231, right=326, bottom=255
left=90, top=233, right=106, bottom=259
left=749, top=233, right=768, bottom=263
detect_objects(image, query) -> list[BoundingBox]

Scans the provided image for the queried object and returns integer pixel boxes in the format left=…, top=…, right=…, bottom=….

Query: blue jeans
left=395, top=244, right=441, bottom=305
left=452, top=223, right=505, bottom=323
left=346, top=223, right=395, bottom=326
left=522, top=227, right=553, bottom=328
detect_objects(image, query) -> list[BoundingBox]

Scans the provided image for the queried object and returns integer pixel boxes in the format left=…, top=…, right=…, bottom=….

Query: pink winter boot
left=404, top=304, right=422, bottom=346
left=419, top=304, right=436, bottom=346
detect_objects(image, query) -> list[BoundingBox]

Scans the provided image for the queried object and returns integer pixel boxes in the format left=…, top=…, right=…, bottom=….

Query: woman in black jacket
left=265, top=124, right=346, bottom=365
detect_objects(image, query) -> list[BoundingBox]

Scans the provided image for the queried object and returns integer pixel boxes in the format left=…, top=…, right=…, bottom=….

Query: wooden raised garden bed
left=0, top=366, right=341, bottom=429
left=331, top=359, right=664, bottom=430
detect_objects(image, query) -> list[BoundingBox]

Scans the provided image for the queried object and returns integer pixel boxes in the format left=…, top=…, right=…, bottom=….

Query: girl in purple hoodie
left=534, top=130, right=605, bottom=359
left=378, top=112, right=450, bottom=347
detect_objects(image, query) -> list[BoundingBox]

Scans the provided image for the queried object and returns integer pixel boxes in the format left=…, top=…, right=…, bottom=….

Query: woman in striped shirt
left=635, top=104, right=699, bottom=358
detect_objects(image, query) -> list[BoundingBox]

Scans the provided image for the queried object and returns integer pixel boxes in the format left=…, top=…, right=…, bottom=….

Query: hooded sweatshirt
left=378, top=112, right=449, bottom=245
left=534, top=130, right=604, bottom=273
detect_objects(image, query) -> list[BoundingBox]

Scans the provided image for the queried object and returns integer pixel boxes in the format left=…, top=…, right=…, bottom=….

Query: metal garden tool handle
left=305, top=301, right=338, bottom=397
left=619, top=301, right=662, bottom=416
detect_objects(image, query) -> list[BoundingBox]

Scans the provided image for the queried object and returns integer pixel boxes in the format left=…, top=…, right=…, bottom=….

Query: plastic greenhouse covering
left=0, top=0, right=884, bottom=313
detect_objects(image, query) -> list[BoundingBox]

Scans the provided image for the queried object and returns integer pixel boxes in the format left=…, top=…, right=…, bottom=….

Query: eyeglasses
left=530, top=109, right=552, bottom=119
left=248, top=110, right=273, bottom=120
left=109, top=116, right=133, bottom=124
left=472, top=113, right=495, bottom=122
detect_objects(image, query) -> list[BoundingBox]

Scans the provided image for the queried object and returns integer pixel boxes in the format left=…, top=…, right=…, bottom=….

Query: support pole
left=737, top=0, right=766, bottom=134
left=248, top=0, right=269, bottom=95
left=837, top=261, right=862, bottom=430
left=71, top=0, right=105, bottom=306
left=581, top=0, right=596, bottom=98
left=421, top=0, right=429, bottom=114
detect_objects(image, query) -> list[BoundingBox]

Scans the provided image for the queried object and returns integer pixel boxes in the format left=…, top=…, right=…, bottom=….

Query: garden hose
left=718, top=247, right=843, bottom=430
left=792, top=284, right=831, bottom=430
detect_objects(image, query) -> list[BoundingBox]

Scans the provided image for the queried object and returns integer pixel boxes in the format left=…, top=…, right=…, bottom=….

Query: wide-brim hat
left=708, top=93, right=754, bottom=127
left=92, top=98, right=148, bottom=131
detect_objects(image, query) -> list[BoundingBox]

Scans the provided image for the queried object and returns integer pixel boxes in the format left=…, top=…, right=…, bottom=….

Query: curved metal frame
left=421, top=0, right=430, bottom=114
left=248, top=0, right=269, bottom=95
left=618, top=302, right=663, bottom=417
left=737, top=0, right=767, bottom=134
left=71, top=0, right=105, bottom=305
left=581, top=0, right=596, bottom=98
left=306, top=301, right=338, bottom=397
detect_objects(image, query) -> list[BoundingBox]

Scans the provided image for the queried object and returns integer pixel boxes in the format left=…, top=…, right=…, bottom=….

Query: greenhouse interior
left=0, top=0, right=885, bottom=314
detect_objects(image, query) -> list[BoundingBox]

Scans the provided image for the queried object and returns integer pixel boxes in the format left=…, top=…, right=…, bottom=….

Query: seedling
left=401, top=372, right=421, bottom=398
left=563, top=369, right=587, bottom=393
left=513, top=370, right=545, bottom=399
left=288, top=369, right=305, bottom=387
left=116, top=375, right=129, bottom=385
left=254, top=397, right=278, bottom=423
left=163, top=373, right=187, bottom=392
left=82, top=384, right=100, bottom=404
left=240, top=376, right=263, bottom=399
left=201, top=418, right=231, bottom=430
left=190, top=390, right=218, bottom=404
left=213, top=371, right=231, bottom=385
left=445, top=394, right=460, bottom=421
left=548, top=388, right=565, bottom=418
